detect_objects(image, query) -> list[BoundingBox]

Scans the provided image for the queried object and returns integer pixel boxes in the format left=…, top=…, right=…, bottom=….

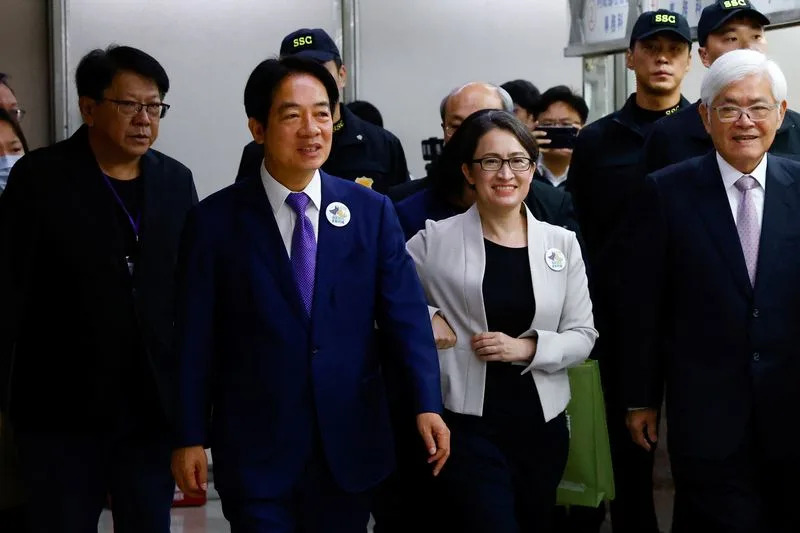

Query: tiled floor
left=99, top=422, right=676, bottom=533
left=98, top=486, right=674, bottom=532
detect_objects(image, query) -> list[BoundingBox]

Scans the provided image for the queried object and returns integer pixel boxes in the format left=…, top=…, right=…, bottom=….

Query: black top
left=482, top=239, right=537, bottom=417
left=236, top=104, right=409, bottom=194
left=104, top=174, right=143, bottom=268
left=482, top=239, right=535, bottom=336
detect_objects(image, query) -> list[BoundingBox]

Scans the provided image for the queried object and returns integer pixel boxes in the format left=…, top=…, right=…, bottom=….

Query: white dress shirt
left=537, top=155, right=568, bottom=187
left=716, top=152, right=767, bottom=227
left=260, top=162, right=322, bottom=257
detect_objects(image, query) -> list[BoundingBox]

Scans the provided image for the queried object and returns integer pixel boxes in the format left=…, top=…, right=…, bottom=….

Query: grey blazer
left=407, top=204, right=597, bottom=421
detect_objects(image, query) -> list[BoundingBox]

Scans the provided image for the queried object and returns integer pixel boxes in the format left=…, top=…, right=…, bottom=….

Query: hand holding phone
left=535, top=125, right=579, bottom=150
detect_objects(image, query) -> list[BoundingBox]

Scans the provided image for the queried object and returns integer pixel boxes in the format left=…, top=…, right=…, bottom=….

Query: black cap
left=629, top=10, right=691, bottom=48
left=280, top=28, right=341, bottom=63
left=697, top=0, right=770, bottom=46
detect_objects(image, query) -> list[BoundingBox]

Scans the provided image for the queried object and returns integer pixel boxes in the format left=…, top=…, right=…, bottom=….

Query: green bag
left=556, top=360, right=615, bottom=507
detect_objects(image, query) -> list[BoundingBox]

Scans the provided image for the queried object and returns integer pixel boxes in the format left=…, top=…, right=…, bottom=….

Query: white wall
left=355, top=0, right=582, bottom=178
left=64, top=0, right=342, bottom=198
left=1, top=0, right=50, bottom=149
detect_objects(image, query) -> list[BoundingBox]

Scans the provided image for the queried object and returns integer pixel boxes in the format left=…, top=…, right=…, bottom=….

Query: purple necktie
left=285, top=192, right=317, bottom=314
left=735, top=175, right=760, bottom=287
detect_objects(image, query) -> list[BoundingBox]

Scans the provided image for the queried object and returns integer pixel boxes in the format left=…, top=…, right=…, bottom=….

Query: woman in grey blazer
left=407, top=110, right=597, bottom=533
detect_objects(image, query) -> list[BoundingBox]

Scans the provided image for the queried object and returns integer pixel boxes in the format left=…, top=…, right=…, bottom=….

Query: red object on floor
left=172, top=488, right=207, bottom=507
left=108, top=488, right=207, bottom=509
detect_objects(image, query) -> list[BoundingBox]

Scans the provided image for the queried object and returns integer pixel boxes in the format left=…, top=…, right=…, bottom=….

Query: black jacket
left=567, top=94, right=691, bottom=278
left=643, top=101, right=800, bottom=174
left=237, top=104, right=409, bottom=194
left=566, top=94, right=690, bottom=371
left=0, top=126, right=197, bottom=432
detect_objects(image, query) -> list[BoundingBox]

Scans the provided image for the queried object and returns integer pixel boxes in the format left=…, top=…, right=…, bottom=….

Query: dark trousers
left=220, top=447, right=373, bottom=533
left=372, top=413, right=437, bottom=533
left=605, top=405, right=659, bottom=533
left=671, top=437, right=798, bottom=533
left=15, top=429, right=174, bottom=533
left=438, top=407, right=569, bottom=533
left=0, top=506, right=28, bottom=533
left=595, top=320, right=660, bottom=533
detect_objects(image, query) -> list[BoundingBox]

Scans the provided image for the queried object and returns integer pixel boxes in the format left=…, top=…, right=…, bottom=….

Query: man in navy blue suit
left=624, top=49, right=800, bottom=533
left=170, top=56, right=449, bottom=533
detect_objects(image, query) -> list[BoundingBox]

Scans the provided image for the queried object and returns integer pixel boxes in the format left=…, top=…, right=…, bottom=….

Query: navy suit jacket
left=622, top=152, right=800, bottom=462
left=174, top=171, right=442, bottom=499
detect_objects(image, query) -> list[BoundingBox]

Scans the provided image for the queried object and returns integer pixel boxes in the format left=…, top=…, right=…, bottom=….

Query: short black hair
left=346, top=100, right=383, bottom=127
left=0, top=108, right=29, bottom=153
left=535, top=85, right=589, bottom=124
left=433, top=109, right=539, bottom=203
left=244, top=56, right=340, bottom=126
left=500, top=79, right=541, bottom=115
left=75, top=45, right=169, bottom=100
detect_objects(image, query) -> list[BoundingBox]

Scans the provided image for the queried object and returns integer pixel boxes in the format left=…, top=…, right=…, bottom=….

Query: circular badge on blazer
left=545, top=248, right=566, bottom=272
left=325, top=202, right=351, bottom=227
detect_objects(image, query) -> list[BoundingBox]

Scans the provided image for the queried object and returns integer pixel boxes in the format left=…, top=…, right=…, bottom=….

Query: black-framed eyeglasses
left=102, top=99, right=170, bottom=119
left=471, top=156, right=533, bottom=172
left=712, top=103, right=778, bottom=123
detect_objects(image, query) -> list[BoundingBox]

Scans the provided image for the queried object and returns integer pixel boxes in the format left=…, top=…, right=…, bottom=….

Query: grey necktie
left=735, top=175, right=760, bottom=287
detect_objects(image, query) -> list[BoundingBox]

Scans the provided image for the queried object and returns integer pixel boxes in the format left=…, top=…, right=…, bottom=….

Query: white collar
left=716, top=152, right=767, bottom=191
left=259, top=161, right=322, bottom=215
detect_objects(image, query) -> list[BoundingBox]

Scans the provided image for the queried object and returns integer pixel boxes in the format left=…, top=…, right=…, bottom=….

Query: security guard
left=643, top=0, right=800, bottom=174
left=566, top=10, right=692, bottom=533
left=236, top=28, right=409, bottom=194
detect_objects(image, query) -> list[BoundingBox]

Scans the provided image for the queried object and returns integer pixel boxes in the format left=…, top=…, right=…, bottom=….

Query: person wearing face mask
left=407, top=109, right=596, bottom=533
left=643, top=0, right=800, bottom=173
left=0, top=108, right=27, bottom=195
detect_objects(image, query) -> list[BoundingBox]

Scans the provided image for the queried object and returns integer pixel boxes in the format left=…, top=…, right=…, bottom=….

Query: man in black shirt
left=643, top=0, right=800, bottom=174
left=236, top=28, right=409, bottom=194
left=0, top=45, right=197, bottom=533
left=566, top=9, right=692, bottom=533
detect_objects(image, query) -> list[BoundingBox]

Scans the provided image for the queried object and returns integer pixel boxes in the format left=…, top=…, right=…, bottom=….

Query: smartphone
left=421, top=137, right=444, bottom=162
left=536, top=126, right=579, bottom=150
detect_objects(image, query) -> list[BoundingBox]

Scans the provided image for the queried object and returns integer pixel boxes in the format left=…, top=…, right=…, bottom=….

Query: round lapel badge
left=545, top=248, right=566, bottom=272
left=325, top=202, right=351, bottom=227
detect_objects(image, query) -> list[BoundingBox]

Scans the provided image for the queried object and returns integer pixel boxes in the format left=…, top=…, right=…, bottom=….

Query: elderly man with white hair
left=623, top=48, right=800, bottom=533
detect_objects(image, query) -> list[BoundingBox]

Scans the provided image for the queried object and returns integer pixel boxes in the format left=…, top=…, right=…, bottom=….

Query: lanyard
left=102, top=174, right=141, bottom=242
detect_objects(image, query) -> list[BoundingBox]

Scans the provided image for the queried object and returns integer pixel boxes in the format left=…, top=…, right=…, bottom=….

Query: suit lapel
left=65, top=129, right=128, bottom=275
left=755, top=157, right=798, bottom=292
left=313, top=173, right=357, bottom=323
left=462, top=205, right=488, bottom=332
left=692, top=152, right=753, bottom=298
left=237, top=176, right=309, bottom=325
left=138, top=151, right=162, bottom=268
left=526, top=206, right=544, bottom=331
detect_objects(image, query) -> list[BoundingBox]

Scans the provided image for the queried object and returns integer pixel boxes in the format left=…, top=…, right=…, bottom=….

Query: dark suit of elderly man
left=624, top=49, right=800, bottom=533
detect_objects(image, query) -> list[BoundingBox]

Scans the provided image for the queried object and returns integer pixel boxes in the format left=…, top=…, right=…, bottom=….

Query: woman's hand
left=471, top=332, right=537, bottom=363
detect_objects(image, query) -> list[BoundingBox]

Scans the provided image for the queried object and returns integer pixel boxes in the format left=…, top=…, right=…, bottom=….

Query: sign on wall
left=566, top=0, right=800, bottom=57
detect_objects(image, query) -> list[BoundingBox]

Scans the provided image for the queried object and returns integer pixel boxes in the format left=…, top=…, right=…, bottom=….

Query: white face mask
left=0, top=153, right=23, bottom=193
